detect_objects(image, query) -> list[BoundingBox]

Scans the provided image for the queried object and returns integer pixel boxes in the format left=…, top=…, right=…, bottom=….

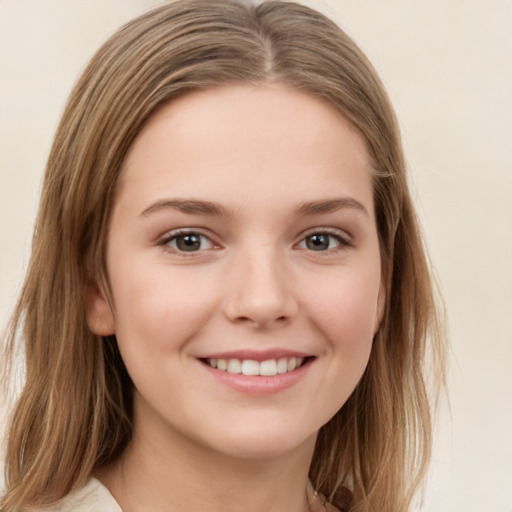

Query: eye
left=163, top=232, right=215, bottom=252
left=297, top=231, right=349, bottom=252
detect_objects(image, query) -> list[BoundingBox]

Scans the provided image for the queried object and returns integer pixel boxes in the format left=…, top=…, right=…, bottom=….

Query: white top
left=50, top=477, right=122, bottom=512
left=46, top=477, right=340, bottom=511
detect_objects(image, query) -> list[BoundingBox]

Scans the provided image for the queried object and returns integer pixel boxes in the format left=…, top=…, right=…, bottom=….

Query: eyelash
left=158, top=229, right=218, bottom=254
left=297, top=227, right=353, bottom=253
left=157, top=227, right=353, bottom=254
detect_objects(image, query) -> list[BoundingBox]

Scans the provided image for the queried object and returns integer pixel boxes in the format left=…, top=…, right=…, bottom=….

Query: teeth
left=277, top=358, right=288, bottom=374
left=287, top=357, right=297, bottom=371
left=241, top=360, right=259, bottom=376
left=260, top=359, right=277, bottom=376
left=207, top=357, right=306, bottom=376
left=227, top=359, right=241, bottom=373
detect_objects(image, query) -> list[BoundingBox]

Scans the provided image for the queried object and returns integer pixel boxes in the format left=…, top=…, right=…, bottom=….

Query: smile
left=205, top=357, right=307, bottom=376
left=198, top=353, right=313, bottom=394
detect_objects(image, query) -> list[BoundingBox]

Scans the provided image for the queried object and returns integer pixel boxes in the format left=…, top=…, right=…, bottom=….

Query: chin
left=201, top=422, right=318, bottom=461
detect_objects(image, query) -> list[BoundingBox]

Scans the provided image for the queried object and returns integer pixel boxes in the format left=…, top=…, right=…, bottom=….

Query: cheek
left=109, top=263, right=219, bottom=355
left=109, top=268, right=220, bottom=413
left=309, top=270, right=380, bottom=340
left=304, top=267, right=380, bottom=387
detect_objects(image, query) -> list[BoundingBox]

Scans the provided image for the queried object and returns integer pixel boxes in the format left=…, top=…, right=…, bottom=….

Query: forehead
left=116, top=84, right=374, bottom=217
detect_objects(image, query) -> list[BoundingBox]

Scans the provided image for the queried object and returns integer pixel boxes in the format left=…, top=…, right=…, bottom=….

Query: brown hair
left=0, top=1, right=446, bottom=510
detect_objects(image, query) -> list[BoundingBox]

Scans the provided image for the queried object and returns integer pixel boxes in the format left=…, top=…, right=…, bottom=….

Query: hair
left=0, top=1, right=446, bottom=511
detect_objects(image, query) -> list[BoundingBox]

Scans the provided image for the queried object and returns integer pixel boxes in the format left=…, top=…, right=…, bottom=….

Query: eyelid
left=155, top=226, right=353, bottom=254
left=295, top=227, right=353, bottom=250
left=157, top=228, right=221, bottom=252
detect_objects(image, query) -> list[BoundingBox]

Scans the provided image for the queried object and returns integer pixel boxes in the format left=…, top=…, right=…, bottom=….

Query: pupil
left=306, top=234, right=329, bottom=251
left=177, top=234, right=201, bottom=251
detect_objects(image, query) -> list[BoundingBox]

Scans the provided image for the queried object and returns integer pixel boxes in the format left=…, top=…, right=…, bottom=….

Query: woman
left=0, top=1, right=446, bottom=511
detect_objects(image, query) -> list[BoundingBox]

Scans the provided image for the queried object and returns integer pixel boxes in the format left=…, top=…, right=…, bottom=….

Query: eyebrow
left=140, top=197, right=369, bottom=218
left=140, top=199, right=234, bottom=217
left=295, top=198, right=369, bottom=217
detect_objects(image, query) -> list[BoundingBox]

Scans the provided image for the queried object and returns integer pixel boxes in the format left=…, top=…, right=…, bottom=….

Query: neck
left=96, top=395, right=318, bottom=512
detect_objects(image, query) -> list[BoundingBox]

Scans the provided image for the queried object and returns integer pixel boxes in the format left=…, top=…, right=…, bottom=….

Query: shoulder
left=41, top=478, right=122, bottom=512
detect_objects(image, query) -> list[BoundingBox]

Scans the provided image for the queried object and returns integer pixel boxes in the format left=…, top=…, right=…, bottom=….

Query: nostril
left=223, top=282, right=298, bottom=327
left=233, top=314, right=289, bottom=327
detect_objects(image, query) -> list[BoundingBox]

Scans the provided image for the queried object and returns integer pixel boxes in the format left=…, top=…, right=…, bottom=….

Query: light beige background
left=1, top=1, right=511, bottom=511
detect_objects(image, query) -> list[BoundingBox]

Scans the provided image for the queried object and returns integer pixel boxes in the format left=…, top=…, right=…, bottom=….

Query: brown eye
left=166, top=233, right=214, bottom=252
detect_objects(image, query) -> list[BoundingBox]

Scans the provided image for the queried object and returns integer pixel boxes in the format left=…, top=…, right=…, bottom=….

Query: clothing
left=47, top=477, right=340, bottom=511
left=48, top=478, right=122, bottom=512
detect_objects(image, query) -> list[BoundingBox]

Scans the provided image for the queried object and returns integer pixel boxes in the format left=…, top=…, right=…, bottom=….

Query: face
left=87, top=84, right=385, bottom=460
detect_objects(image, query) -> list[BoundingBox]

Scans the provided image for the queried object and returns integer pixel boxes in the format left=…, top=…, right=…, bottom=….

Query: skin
left=87, top=84, right=385, bottom=512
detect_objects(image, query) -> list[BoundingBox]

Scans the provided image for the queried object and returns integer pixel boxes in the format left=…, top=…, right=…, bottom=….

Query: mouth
left=200, top=356, right=313, bottom=376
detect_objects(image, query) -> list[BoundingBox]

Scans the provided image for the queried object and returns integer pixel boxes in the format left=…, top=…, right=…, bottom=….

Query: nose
left=222, top=247, right=298, bottom=329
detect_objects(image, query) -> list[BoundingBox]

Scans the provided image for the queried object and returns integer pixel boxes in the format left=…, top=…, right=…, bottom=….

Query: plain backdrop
left=1, top=1, right=511, bottom=511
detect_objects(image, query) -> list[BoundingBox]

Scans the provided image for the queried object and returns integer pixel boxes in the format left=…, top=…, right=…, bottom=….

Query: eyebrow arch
left=295, top=198, right=369, bottom=217
left=140, top=199, right=234, bottom=217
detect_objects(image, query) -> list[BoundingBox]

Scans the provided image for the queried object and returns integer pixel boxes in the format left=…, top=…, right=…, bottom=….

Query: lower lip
left=199, top=359, right=313, bottom=395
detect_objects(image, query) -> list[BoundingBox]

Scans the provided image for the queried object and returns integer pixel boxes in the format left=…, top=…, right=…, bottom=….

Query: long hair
left=0, top=1, right=446, bottom=510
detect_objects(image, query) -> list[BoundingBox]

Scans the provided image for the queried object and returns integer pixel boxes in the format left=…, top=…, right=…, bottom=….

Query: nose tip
left=230, top=303, right=291, bottom=329
left=223, top=253, right=297, bottom=329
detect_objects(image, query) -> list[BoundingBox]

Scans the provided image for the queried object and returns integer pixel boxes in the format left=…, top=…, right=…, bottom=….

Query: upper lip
left=197, top=349, right=313, bottom=362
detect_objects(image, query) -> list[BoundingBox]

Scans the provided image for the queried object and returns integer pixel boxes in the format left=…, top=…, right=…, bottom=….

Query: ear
left=85, top=278, right=115, bottom=336
left=373, top=279, right=386, bottom=335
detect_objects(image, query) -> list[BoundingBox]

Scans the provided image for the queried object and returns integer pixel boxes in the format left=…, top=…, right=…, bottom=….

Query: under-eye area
left=201, top=356, right=314, bottom=376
